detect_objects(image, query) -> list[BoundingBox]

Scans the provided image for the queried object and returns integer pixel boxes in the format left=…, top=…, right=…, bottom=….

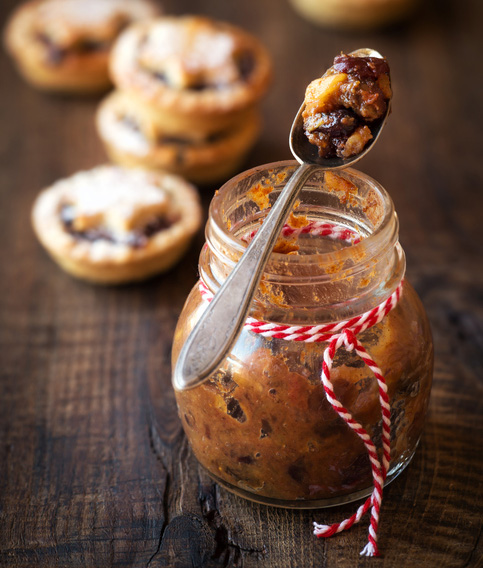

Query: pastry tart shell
left=4, top=0, right=159, bottom=93
left=96, top=91, right=262, bottom=185
left=109, top=17, right=272, bottom=117
left=32, top=165, right=202, bottom=284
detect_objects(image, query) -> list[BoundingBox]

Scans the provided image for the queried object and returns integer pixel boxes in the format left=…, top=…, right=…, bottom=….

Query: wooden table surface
left=1, top=0, right=482, bottom=566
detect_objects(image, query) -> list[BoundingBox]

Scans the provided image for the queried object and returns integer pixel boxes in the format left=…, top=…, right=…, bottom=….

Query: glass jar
left=172, top=161, right=433, bottom=508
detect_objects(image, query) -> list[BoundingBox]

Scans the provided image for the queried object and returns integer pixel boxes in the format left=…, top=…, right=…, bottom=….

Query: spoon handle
left=173, top=163, right=314, bottom=391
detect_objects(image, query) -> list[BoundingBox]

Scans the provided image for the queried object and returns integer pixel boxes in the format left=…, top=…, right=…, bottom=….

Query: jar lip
left=209, top=160, right=397, bottom=268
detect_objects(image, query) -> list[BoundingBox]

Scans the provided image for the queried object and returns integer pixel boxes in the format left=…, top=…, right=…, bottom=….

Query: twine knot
left=340, top=329, right=356, bottom=351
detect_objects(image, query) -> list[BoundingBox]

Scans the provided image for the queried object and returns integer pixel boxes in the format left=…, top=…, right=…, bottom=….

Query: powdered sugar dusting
left=147, top=22, right=235, bottom=70
left=99, top=103, right=150, bottom=157
left=140, top=19, right=239, bottom=88
left=61, top=166, right=168, bottom=232
left=189, top=31, right=236, bottom=71
left=145, top=22, right=185, bottom=61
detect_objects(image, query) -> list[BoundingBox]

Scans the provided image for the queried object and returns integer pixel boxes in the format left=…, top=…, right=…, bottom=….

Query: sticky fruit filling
left=60, top=204, right=174, bottom=248
left=303, top=54, right=392, bottom=159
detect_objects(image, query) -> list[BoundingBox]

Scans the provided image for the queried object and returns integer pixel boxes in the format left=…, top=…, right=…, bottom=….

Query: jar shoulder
left=173, top=279, right=433, bottom=363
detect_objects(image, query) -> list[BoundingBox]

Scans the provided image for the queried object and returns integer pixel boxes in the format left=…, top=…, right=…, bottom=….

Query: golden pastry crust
left=116, top=90, right=259, bottom=139
left=109, top=16, right=272, bottom=119
left=289, top=0, right=418, bottom=29
left=4, top=0, right=160, bottom=93
left=96, top=90, right=261, bottom=185
left=32, top=165, right=202, bottom=284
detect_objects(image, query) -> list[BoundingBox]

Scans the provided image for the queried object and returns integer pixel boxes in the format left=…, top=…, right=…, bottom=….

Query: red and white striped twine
left=200, top=221, right=404, bottom=557
left=241, top=220, right=362, bottom=245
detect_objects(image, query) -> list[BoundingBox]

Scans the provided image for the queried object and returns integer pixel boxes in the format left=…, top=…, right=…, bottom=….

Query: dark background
left=0, top=0, right=482, bottom=566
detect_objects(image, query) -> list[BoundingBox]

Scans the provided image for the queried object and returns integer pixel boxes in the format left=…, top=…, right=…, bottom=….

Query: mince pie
left=4, top=0, right=160, bottom=93
left=109, top=15, right=272, bottom=136
left=96, top=90, right=261, bottom=185
left=32, top=165, right=202, bottom=283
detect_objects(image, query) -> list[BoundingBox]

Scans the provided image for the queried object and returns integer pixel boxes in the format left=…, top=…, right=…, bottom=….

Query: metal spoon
left=173, top=48, right=390, bottom=391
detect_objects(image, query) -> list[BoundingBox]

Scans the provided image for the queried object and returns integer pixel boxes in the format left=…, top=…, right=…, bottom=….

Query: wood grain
left=0, top=0, right=482, bottom=566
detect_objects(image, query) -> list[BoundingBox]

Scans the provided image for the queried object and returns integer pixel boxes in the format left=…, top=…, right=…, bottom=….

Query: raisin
left=36, top=33, right=65, bottom=65
left=238, top=455, right=253, bottom=464
left=333, top=55, right=389, bottom=81
left=259, top=418, right=272, bottom=438
left=236, top=50, right=255, bottom=81
left=225, top=397, right=246, bottom=423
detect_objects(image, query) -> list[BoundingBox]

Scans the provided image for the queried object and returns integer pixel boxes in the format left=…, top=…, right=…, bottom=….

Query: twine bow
left=313, top=327, right=393, bottom=557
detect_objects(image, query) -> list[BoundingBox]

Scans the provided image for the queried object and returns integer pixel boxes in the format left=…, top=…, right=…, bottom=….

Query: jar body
left=172, top=162, right=433, bottom=507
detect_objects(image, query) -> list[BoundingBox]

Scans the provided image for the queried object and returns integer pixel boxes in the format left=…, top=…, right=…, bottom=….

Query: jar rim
left=209, top=160, right=397, bottom=271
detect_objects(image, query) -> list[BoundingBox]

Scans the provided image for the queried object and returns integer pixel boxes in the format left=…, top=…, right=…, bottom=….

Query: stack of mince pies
left=96, top=15, right=272, bottom=185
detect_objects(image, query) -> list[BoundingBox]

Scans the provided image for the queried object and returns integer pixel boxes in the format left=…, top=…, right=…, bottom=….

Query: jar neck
left=200, top=161, right=405, bottom=324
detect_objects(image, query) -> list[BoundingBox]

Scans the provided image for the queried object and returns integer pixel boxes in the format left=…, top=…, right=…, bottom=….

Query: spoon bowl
left=173, top=48, right=390, bottom=391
